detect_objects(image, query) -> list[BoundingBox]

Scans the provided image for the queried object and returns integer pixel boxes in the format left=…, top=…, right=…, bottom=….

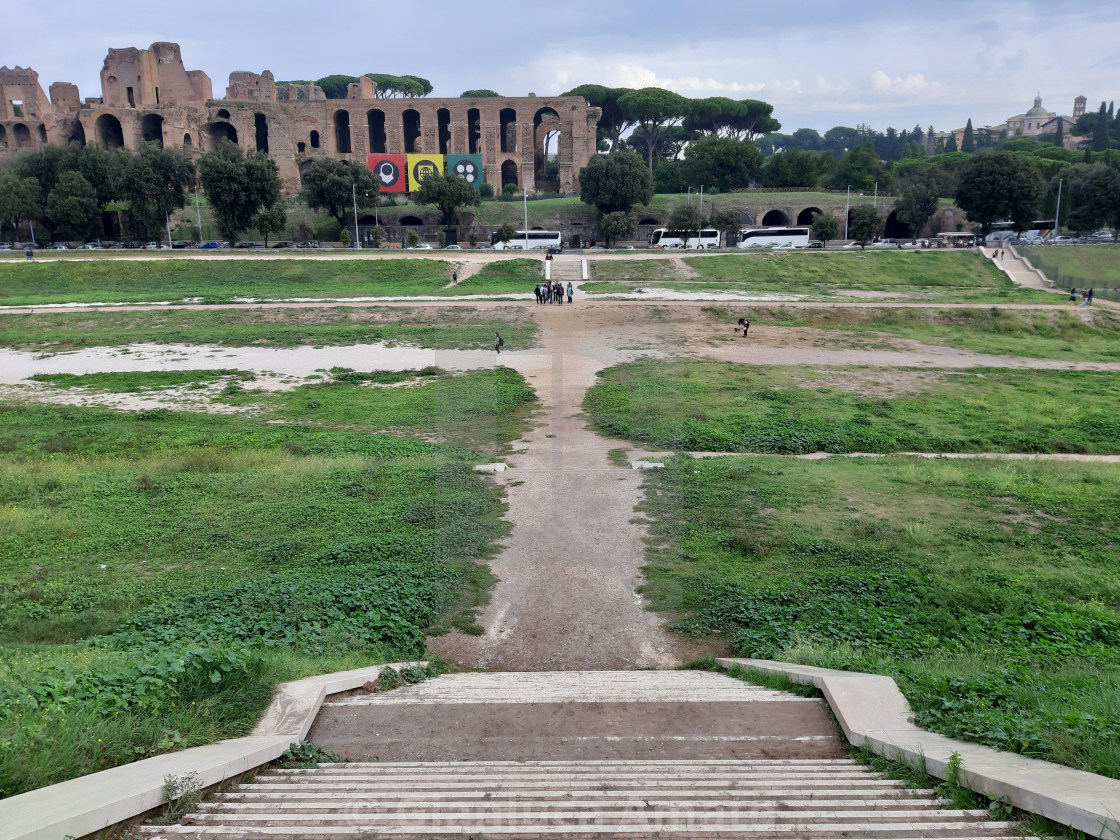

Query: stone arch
left=762, top=209, right=790, bottom=226
left=141, top=113, right=164, bottom=147
left=402, top=109, right=421, bottom=154
left=12, top=123, right=31, bottom=148
left=638, top=217, right=660, bottom=226
left=398, top=215, right=424, bottom=226
left=437, top=108, right=451, bottom=155
left=183, top=132, right=192, bottom=147
left=797, top=207, right=822, bottom=226
left=310, top=130, right=320, bottom=149
left=367, top=109, right=386, bottom=154
left=468, top=108, right=481, bottom=154
left=357, top=214, right=378, bottom=225
left=254, top=113, right=269, bottom=152
left=37, top=125, right=47, bottom=144
left=216, top=108, right=231, bottom=120
left=69, top=121, right=86, bottom=146
left=501, top=159, right=518, bottom=190
left=95, top=114, right=124, bottom=148
left=208, top=122, right=238, bottom=146
left=298, top=160, right=314, bottom=188
left=533, top=107, right=561, bottom=191
left=883, top=210, right=912, bottom=240
left=333, top=110, right=351, bottom=154
left=500, top=108, right=517, bottom=154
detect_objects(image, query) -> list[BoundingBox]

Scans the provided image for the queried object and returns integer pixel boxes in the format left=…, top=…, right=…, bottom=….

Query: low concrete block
left=717, top=657, right=1120, bottom=840
left=473, top=463, right=507, bottom=474
left=631, top=461, right=665, bottom=470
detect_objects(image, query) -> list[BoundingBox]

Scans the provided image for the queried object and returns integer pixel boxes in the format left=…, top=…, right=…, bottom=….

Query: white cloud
left=870, top=71, right=945, bottom=96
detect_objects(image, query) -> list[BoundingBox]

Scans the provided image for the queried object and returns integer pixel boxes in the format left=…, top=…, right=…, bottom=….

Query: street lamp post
left=844, top=185, right=851, bottom=241
left=352, top=182, right=360, bottom=248
left=522, top=189, right=529, bottom=251
left=1053, top=178, right=1063, bottom=237
left=194, top=185, right=203, bottom=244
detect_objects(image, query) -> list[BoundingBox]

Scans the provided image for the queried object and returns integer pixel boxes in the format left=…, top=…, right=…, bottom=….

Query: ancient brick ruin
left=0, top=43, right=601, bottom=194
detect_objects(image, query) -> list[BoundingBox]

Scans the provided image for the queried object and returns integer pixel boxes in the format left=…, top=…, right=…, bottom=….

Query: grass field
left=585, top=251, right=1059, bottom=303
left=639, top=455, right=1120, bottom=778
left=710, top=304, right=1120, bottom=362
left=438, top=258, right=542, bottom=295
left=0, top=259, right=455, bottom=305
left=1020, top=245, right=1120, bottom=301
left=0, top=367, right=536, bottom=796
left=585, top=360, right=1120, bottom=454
left=0, top=306, right=539, bottom=352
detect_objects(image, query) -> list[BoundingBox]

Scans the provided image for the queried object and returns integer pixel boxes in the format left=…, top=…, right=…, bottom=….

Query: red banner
left=367, top=154, right=407, bottom=193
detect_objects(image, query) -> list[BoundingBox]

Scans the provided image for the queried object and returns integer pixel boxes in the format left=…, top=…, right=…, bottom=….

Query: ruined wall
left=2, top=43, right=601, bottom=196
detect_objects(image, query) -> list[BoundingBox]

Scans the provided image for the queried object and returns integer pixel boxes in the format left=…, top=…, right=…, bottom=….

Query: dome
left=1025, top=94, right=1048, bottom=118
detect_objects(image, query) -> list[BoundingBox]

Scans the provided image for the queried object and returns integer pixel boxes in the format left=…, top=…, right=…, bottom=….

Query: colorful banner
left=367, top=154, right=406, bottom=193
left=406, top=154, right=444, bottom=192
left=447, top=154, right=484, bottom=190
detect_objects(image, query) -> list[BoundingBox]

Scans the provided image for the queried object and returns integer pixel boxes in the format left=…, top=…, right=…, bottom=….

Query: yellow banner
left=406, top=154, right=444, bottom=191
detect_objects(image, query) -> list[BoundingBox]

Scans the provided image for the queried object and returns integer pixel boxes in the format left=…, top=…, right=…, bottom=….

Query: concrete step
left=325, top=671, right=815, bottom=706
left=142, top=826, right=1022, bottom=838
left=199, top=797, right=952, bottom=811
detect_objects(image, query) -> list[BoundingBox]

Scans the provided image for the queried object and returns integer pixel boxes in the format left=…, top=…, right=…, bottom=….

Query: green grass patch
left=30, top=369, right=251, bottom=392
left=587, top=251, right=1058, bottom=303
left=731, top=305, right=1120, bottom=363
left=0, top=307, right=539, bottom=352
left=440, top=259, right=542, bottom=295
left=585, top=360, right=1120, bottom=454
left=0, top=390, right=528, bottom=796
left=0, top=259, right=453, bottom=306
left=1021, top=245, right=1120, bottom=298
left=640, top=454, right=1120, bottom=778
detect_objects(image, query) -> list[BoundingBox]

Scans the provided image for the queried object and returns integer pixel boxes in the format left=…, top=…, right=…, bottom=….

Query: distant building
left=935, top=94, right=1087, bottom=151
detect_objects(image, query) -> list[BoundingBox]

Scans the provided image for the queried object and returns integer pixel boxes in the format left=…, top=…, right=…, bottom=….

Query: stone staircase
left=139, top=672, right=1025, bottom=838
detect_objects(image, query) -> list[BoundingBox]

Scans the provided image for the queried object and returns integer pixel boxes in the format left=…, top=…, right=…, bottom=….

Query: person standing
left=25, top=247, right=33, bottom=261
left=1069, top=288, right=1077, bottom=304
left=1086, top=288, right=1094, bottom=307
left=494, top=332, right=503, bottom=354
left=566, top=281, right=573, bottom=304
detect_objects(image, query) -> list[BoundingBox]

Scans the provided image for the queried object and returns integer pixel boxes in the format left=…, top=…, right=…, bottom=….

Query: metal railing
left=1019, top=244, right=1120, bottom=302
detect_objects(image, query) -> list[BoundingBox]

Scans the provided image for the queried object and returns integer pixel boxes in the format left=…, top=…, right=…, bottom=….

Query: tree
left=666, top=203, right=704, bottom=246
left=827, top=144, right=890, bottom=192
left=894, top=175, right=940, bottom=241
left=340, top=227, right=352, bottom=248
left=46, top=171, right=99, bottom=240
left=599, top=211, right=636, bottom=248
left=493, top=224, right=516, bottom=246
left=254, top=204, right=288, bottom=246
left=314, top=74, right=359, bottom=99
left=0, top=170, right=41, bottom=239
left=617, top=87, right=689, bottom=170
left=1054, top=117, right=1064, bottom=148
left=709, top=208, right=742, bottom=247
left=198, top=142, right=282, bottom=245
left=66, top=143, right=126, bottom=208
left=460, top=89, right=499, bottom=98
left=961, top=118, right=975, bottom=153
left=946, top=133, right=959, bottom=153
left=623, top=124, right=693, bottom=165
left=578, top=150, right=653, bottom=215
left=726, top=100, right=781, bottom=140
left=369, top=226, right=385, bottom=248
left=1094, top=101, right=1109, bottom=151
left=811, top=211, right=839, bottom=246
left=563, top=85, right=634, bottom=152
left=364, top=74, right=431, bottom=98
left=684, top=97, right=745, bottom=136
left=681, top=136, right=762, bottom=192
left=118, top=142, right=194, bottom=237
left=413, top=170, right=481, bottom=236
left=1058, top=164, right=1120, bottom=234
left=847, top=206, right=880, bottom=248
left=955, top=151, right=1045, bottom=235
left=300, top=158, right=379, bottom=224
left=762, top=148, right=821, bottom=188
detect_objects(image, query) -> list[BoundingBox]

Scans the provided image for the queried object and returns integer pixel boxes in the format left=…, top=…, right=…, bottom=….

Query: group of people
left=1070, top=287, right=1095, bottom=306
left=536, top=281, right=573, bottom=305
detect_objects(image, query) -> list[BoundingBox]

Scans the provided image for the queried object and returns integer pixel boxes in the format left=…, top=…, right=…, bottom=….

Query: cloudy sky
left=3, top=0, right=1117, bottom=134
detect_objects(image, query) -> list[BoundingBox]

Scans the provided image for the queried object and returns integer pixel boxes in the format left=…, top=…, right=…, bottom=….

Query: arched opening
left=762, top=209, right=790, bottom=226
left=310, top=130, right=320, bottom=149
left=533, top=108, right=561, bottom=191
left=0, top=125, right=6, bottom=146
left=298, top=160, right=314, bottom=188
left=501, top=159, right=518, bottom=190
left=468, top=108, right=481, bottom=154
left=141, top=113, right=164, bottom=147
left=334, top=110, right=351, bottom=154
left=208, top=122, right=238, bottom=146
left=254, top=113, right=269, bottom=152
left=216, top=108, right=231, bottom=120
left=883, top=210, right=912, bottom=240
left=398, top=215, right=424, bottom=226
left=68, top=121, right=86, bottom=146
left=183, top=132, right=192, bottom=147
left=437, top=108, right=451, bottom=155
left=367, top=109, right=386, bottom=154
left=37, top=125, right=47, bottom=144
left=638, top=217, right=660, bottom=225
left=402, top=109, right=421, bottom=154
left=297, top=141, right=306, bottom=153
left=499, top=108, right=516, bottom=154
left=95, top=114, right=124, bottom=148
left=797, top=207, right=822, bottom=226
left=13, top=123, right=31, bottom=148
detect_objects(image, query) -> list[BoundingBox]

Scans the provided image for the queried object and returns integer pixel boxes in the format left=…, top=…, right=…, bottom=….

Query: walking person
left=1086, top=288, right=1094, bottom=307
left=1069, top=287, right=1077, bottom=304
left=494, top=331, right=504, bottom=354
left=566, top=281, right=573, bottom=304
left=742, top=319, right=750, bottom=338
left=25, top=247, right=33, bottom=261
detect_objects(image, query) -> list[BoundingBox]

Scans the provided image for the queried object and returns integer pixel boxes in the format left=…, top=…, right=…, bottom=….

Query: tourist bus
left=491, top=230, right=563, bottom=249
left=736, top=226, right=811, bottom=249
left=648, top=228, right=722, bottom=249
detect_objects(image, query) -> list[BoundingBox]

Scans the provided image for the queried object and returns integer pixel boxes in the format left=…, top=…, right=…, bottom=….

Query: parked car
left=1047, top=236, right=1074, bottom=244
left=443, top=244, right=462, bottom=250
left=546, top=246, right=563, bottom=255
left=271, top=241, right=296, bottom=249
left=0, top=243, right=11, bottom=251
left=807, top=241, right=825, bottom=249
left=200, top=241, right=226, bottom=249
left=410, top=243, right=433, bottom=250
left=298, top=241, right=320, bottom=249
left=170, top=240, right=193, bottom=249
left=51, top=243, right=71, bottom=250
left=82, top=242, right=101, bottom=249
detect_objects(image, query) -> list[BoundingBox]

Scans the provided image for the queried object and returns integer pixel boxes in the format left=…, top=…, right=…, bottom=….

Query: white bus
left=649, top=228, right=722, bottom=249
left=737, top=226, right=811, bottom=249
left=491, top=230, right=562, bottom=250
